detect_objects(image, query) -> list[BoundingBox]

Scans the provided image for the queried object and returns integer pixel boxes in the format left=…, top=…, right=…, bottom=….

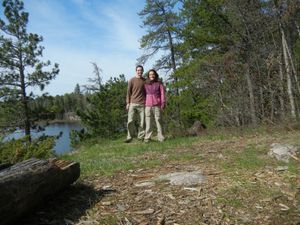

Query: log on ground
left=0, top=158, right=80, bottom=225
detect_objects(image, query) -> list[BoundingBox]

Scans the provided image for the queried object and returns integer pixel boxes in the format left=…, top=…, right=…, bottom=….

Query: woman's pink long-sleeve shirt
left=144, top=81, right=166, bottom=107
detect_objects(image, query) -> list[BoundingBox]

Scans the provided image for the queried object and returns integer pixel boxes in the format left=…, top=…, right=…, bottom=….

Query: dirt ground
left=17, top=135, right=300, bottom=225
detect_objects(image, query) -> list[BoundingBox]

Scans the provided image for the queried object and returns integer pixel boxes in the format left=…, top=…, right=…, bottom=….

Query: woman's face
left=149, top=71, right=156, bottom=80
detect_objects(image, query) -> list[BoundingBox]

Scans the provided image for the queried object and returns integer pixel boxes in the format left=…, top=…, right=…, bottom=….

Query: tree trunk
left=259, top=87, right=265, bottom=120
left=281, top=26, right=296, bottom=119
left=267, top=69, right=275, bottom=121
left=245, top=64, right=257, bottom=125
left=270, top=90, right=275, bottom=122
left=295, top=21, right=300, bottom=38
left=255, top=58, right=265, bottom=121
left=0, top=158, right=80, bottom=225
left=282, top=31, right=300, bottom=94
left=278, top=57, right=286, bottom=120
left=19, top=63, right=31, bottom=141
left=162, top=6, right=180, bottom=124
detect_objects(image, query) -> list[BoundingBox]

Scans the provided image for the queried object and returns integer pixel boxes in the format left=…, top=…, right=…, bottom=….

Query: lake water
left=4, top=123, right=83, bottom=154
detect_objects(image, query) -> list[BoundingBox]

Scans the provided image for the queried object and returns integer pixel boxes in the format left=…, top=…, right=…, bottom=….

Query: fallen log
left=0, top=163, right=12, bottom=171
left=0, top=158, right=80, bottom=225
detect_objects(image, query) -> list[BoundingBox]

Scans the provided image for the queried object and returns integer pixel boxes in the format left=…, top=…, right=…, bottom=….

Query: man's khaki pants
left=127, top=103, right=145, bottom=140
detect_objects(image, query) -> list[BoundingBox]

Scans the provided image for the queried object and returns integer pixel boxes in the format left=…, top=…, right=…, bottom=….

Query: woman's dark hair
left=145, top=69, right=160, bottom=83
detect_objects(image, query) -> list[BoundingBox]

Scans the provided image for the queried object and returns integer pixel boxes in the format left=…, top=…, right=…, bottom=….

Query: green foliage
left=181, top=0, right=232, bottom=59
left=167, top=55, right=225, bottom=129
left=0, top=136, right=55, bottom=164
left=77, top=75, right=127, bottom=138
left=69, top=128, right=89, bottom=147
left=29, top=91, right=86, bottom=121
left=174, top=0, right=300, bottom=126
left=0, top=100, right=24, bottom=131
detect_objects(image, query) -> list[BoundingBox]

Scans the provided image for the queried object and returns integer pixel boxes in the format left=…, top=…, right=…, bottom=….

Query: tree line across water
left=1, top=0, right=300, bottom=162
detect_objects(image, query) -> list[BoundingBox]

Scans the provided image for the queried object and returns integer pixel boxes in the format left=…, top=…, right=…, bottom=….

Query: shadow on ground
left=15, top=182, right=113, bottom=225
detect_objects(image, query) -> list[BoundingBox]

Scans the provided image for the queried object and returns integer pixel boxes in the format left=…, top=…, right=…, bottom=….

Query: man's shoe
left=158, top=137, right=165, bottom=142
left=124, top=138, right=132, bottom=143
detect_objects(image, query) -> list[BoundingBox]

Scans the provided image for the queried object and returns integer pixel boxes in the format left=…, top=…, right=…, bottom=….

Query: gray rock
left=275, top=166, right=288, bottom=171
left=134, top=181, right=154, bottom=187
left=186, top=121, right=206, bottom=136
left=268, top=143, right=298, bottom=162
left=156, top=171, right=205, bottom=186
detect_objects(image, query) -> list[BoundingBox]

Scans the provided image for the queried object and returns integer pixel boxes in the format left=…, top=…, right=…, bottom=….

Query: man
left=125, top=65, right=146, bottom=143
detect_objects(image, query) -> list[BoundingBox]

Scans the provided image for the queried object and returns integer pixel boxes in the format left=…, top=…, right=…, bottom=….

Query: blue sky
left=1, top=0, right=155, bottom=95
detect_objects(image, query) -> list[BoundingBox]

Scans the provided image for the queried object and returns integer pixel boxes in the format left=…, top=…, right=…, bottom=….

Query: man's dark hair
left=136, top=65, right=144, bottom=71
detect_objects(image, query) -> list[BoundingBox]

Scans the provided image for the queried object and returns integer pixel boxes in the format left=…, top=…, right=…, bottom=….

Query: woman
left=144, top=69, right=166, bottom=142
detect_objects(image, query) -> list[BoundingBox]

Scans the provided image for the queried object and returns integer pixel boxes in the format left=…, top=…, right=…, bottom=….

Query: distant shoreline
left=38, top=119, right=82, bottom=125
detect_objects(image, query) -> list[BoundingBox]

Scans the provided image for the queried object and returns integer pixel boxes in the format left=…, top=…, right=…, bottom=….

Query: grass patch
left=217, top=180, right=282, bottom=209
left=97, top=215, right=118, bottom=225
left=167, top=151, right=202, bottom=161
left=286, top=160, right=300, bottom=174
left=61, top=136, right=198, bottom=177
left=217, top=196, right=243, bottom=208
left=221, top=144, right=269, bottom=172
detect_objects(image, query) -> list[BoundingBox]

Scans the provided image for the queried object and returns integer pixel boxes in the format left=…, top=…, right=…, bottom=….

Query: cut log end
left=0, top=158, right=80, bottom=225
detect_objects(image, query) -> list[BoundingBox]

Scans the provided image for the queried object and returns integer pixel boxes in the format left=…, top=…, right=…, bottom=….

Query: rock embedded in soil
left=134, top=208, right=155, bottom=215
left=134, top=181, right=155, bottom=187
left=268, top=143, right=298, bottom=162
left=155, top=171, right=205, bottom=186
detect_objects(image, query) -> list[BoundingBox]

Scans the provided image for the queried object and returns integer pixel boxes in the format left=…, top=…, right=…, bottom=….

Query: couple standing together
left=125, top=65, right=166, bottom=143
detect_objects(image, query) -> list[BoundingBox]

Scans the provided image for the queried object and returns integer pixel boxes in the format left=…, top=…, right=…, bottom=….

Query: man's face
left=136, top=67, right=143, bottom=77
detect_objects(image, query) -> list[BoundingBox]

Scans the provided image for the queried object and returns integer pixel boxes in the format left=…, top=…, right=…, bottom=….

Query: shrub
left=0, top=136, right=55, bottom=164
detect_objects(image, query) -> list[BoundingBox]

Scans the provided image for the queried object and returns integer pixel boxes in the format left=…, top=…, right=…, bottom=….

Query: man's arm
left=126, top=79, right=132, bottom=110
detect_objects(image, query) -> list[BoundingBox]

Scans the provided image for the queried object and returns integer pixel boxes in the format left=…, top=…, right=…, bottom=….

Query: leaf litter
left=16, top=131, right=300, bottom=225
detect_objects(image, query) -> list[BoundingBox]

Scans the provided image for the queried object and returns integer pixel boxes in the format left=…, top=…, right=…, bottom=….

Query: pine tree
left=83, top=62, right=103, bottom=93
left=0, top=0, right=59, bottom=140
left=77, top=75, right=127, bottom=137
left=138, top=0, right=182, bottom=72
